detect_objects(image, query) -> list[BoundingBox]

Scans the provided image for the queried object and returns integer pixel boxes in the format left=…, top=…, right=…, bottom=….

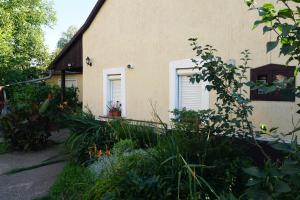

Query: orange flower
left=106, top=149, right=111, bottom=156
left=97, top=149, right=103, bottom=158
left=58, top=104, right=64, bottom=110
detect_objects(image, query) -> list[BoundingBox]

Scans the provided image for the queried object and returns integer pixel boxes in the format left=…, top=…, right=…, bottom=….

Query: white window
left=103, top=68, right=126, bottom=116
left=177, top=69, right=203, bottom=110
left=108, top=75, right=121, bottom=103
left=169, top=59, right=209, bottom=118
left=58, top=79, right=78, bottom=88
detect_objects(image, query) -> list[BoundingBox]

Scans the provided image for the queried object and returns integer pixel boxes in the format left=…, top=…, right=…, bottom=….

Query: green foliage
left=86, top=141, right=166, bottom=200
left=188, top=40, right=254, bottom=138
left=246, top=0, right=300, bottom=103
left=0, top=107, right=51, bottom=151
left=65, top=114, right=162, bottom=165
left=172, top=109, right=213, bottom=133
left=246, top=1, right=300, bottom=62
left=243, top=138, right=300, bottom=200
left=109, top=119, right=161, bottom=149
left=45, top=163, right=95, bottom=200
left=0, top=67, right=45, bottom=85
left=0, top=142, right=11, bottom=154
left=0, top=0, right=56, bottom=72
left=65, top=111, right=114, bottom=164
left=0, top=83, right=79, bottom=151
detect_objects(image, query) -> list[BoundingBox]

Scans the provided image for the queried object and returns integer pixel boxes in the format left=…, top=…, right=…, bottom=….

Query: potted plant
left=107, top=101, right=122, bottom=117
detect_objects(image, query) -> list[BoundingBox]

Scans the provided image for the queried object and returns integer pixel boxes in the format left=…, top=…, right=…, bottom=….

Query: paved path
left=0, top=130, right=69, bottom=200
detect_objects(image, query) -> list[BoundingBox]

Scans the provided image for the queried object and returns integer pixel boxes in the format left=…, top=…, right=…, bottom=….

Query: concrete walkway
left=0, top=130, right=69, bottom=200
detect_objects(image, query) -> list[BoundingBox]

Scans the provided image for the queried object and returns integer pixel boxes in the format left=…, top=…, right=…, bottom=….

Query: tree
left=56, top=25, right=78, bottom=49
left=0, top=0, right=56, bottom=84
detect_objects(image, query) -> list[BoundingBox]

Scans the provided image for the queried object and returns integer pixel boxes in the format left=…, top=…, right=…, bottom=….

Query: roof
left=49, top=0, right=106, bottom=70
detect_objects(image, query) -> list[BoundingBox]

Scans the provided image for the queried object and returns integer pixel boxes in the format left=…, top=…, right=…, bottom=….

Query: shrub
left=65, top=111, right=114, bottom=164
left=0, top=98, right=52, bottom=151
left=88, top=139, right=136, bottom=177
left=0, top=83, right=79, bottom=151
left=66, top=114, right=163, bottom=165
left=109, top=119, right=161, bottom=149
left=86, top=140, right=166, bottom=200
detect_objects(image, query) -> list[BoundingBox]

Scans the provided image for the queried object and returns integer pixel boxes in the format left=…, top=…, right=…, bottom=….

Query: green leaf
left=206, top=85, right=214, bottom=91
left=267, top=40, right=279, bottom=53
left=263, top=26, right=272, bottom=34
left=263, top=3, right=275, bottom=10
left=281, top=24, right=293, bottom=36
left=245, top=0, right=255, bottom=7
left=294, top=67, right=299, bottom=76
left=243, top=167, right=265, bottom=178
left=278, top=8, right=293, bottom=19
left=274, top=180, right=291, bottom=193
left=246, top=179, right=262, bottom=186
left=281, top=44, right=296, bottom=55
left=253, top=20, right=263, bottom=29
left=271, top=143, right=294, bottom=153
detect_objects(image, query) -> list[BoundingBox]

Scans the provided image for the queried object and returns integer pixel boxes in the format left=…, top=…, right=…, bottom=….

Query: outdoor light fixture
left=67, top=63, right=72, bottom=68
left=127, top=64, right=134, bottom=69
left=86, top=57, right=93, bottom=66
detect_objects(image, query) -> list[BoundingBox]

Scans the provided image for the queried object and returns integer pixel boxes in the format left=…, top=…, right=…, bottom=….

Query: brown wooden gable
left=50, top=36, right=83, bottom=71
left=49, top=0, right=106, bottom=71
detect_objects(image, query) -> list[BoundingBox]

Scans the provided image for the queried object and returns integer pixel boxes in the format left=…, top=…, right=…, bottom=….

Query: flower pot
left=108, top=111, right=113, bottom=117
left=112, top=111, right=121, bottom=117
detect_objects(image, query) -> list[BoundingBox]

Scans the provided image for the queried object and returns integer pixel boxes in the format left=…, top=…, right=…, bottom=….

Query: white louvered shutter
left=179, top=75, right=203, bottom=110
left=176, top=67, right=209, bottom=111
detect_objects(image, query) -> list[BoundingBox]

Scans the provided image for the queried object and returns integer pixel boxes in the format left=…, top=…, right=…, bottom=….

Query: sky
left=44, top=0, right=98, bottom=52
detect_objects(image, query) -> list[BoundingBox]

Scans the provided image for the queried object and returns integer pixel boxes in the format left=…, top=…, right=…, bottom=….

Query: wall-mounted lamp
left=86, top=57, right=93, bottom=67
left=127, top=64, right=134, bottom=69
left=67, top=63, right=72, bottom=69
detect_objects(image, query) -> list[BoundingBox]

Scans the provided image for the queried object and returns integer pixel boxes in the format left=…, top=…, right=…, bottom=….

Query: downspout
left=3, top=70, right=54, bottom=87
left=0, top=70, right=54, bottom=116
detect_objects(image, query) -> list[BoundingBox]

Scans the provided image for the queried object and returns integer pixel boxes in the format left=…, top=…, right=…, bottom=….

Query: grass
left=0, top=142, right=10, bottom=154
left=39, top=163, right=95, bottom=200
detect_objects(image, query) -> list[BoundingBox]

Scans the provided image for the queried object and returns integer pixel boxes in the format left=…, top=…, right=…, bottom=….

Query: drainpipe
left=3, top=70, right=53, bottom=87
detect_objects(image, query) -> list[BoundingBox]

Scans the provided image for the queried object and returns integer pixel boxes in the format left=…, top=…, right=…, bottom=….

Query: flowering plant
left=107, top=101, right=122, bottom=117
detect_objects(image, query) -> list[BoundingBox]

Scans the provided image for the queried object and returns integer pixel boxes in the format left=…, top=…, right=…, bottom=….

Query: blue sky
left=44, top=0, right=98, bottom=52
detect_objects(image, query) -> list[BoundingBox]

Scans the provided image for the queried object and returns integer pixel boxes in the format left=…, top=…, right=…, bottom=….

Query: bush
left=86, top=140, right=167, bottom=200
left=109, top=119, right=161, bottom=149
left=65, top=113, right=163, bottom=165
left=65, top=111, right=114, bottom=164
left=0, top=83, right=79, bottom=151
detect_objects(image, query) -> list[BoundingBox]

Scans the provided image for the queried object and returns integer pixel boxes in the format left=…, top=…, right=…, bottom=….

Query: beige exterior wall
left=82, top=0, right=299, bottom=134
left=46, top=74, right=83, bottom=102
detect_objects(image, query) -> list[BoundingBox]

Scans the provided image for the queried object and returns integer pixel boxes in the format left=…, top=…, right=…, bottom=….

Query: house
left=46, top=69, right=83, bottom=102
left=50, top=0, right=299, bottom=134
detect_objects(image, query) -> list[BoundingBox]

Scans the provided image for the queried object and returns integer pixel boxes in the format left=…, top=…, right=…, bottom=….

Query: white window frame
left=58, top=79, right=78, bottom=88
left=103, top=67, right=126, bottom=117
left=169, top=59, right=210, bottom=119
